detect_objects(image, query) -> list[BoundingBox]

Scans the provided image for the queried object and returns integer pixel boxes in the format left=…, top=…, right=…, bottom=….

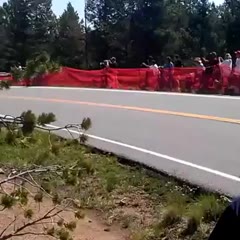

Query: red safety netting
left=0, top=73, right=12, bottom=81
left=159, top=67, right=203, bottom=92
left=106, top=68, right=159, bottom=90
left=29, top=67, right=161, bottom=90
left=6, top=65, right=240, bottom=94
left=32, top=67, right=105, bottom=88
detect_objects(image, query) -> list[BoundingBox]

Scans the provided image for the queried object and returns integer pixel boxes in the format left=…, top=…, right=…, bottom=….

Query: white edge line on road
left=11, top=86, right=240, bottom=101
left=46, top=123, right=240, bottom=183
left=1, top=113, right=240, bottom=183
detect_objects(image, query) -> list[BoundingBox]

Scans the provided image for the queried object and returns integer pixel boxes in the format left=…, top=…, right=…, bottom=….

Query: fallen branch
left=0, top=207, right=63, bottom=240
left=0, top=113, right=90, bottom=143
left=0, top=112, right=88, bottom=239
left=0, top=166, right=79, bottom=240
left=0, top=167, right=58, bottom=186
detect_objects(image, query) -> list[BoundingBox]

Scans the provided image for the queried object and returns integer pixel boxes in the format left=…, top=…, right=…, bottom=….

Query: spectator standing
left=235, top=50, right=240, bottom=71
left=100, top=57, right=118, bottom=68
left=149, top=60, right=158, bottom=69
left=174, top=55, right=183, bottom=67
left=164, top=56, right=174, bottom=69
left=17, top=62, right=22, bottom=70
left=200, top=52, right=220, bottom=92
left=201, top=52, right=220, bottom=74
left=142, top=56, right=158, bottom=69
left=220, top=53, right=232, bottom=77
left=219, top=53, right=232, bottom=94
left=163, top=57, right=174, bottom=90
left=193, top=57, right=205, bottom=93
left=100, top=59, right=109, bottom=68
left=228, top=50, right=240, bottom=95
left=141, top=57, right=159, bottom=89
left=221, top=53, right=232, bottom=69
left=109, top=57, right=118, bottom=68
left=194, top=57, right=205, bottom=70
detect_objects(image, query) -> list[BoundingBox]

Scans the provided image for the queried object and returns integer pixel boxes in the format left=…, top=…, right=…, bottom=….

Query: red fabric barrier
left=226, top=68, right=240, bottom=94
left=145, top=69, right=160, bottom=91
left=7, top=64, right=240, bottom=95
left=0, top=74, right=12, bottom=81
left=34, top=67, right=160, bottom=91
left=34, top=67, right=105, bottom=88
left=106, top=68, right=149, bottom=90
left=160, top=67, right=203, bottom=92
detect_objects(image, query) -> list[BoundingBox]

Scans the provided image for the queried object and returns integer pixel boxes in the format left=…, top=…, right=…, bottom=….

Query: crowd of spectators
left=100, top=51, right=240, bottom=71
left=100, top=51, right=240, bottom=94
left=141, top=51, right=240, bottom=71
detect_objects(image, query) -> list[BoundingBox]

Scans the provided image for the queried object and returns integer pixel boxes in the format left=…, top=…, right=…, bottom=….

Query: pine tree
left=54, top=3, right=85, bottom=68
left=0, top=5, right=12, bottom=71
left=27, top=0, right=57, bottom=55
left=223, top=0, right=240, bottom=52
left=3, top=0, right=32, bottom=65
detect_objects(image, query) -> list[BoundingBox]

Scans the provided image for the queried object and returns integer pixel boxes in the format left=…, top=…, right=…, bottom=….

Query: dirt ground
left=0, top=208, right=128, bottom=240
left=0, top=179, right=128, bottom=240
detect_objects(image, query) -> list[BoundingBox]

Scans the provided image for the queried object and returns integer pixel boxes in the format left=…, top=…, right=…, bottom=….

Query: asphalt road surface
left=1, top=87, right=240, bottom=196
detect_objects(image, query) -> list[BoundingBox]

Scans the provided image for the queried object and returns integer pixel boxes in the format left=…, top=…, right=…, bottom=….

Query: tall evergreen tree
left=86, top=0, right=133, bottom=64
left=0, top=5, right=13, bottom=70
left=27, top=0, right=57, bottom=55
left=2, top=0, right=32, bottom=65
left=0, top=0, right=239, bottom=69
left=223, top=0, right=240, bottom=53
left=54, top=3, right=85, bottom=68
left=0, top=0, right=56, bottom=67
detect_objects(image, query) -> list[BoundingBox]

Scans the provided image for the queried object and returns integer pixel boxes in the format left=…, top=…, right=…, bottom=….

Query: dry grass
left=0, top=130, right=229, bottom=240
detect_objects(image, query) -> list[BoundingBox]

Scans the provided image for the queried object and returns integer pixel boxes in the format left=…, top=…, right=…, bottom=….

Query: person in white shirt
left=227, top=51, right=240, bottom=94
left=149, top=60, right=159, bottom=69
left=218, top=53, right=232, bottom=94
left=235, top=50, right=240, bottom=71
left=194, top=57, right=205, bottom=70
left=220, top=53, right=232, bottom=77
left=142, top=56, right=159, bottom=69
left=141, top=57, right=159, bottom=77
left=221, top=53, right=232, bottom=69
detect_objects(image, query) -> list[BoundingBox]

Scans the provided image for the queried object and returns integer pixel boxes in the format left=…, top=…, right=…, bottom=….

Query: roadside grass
left=0, top=130, right=229, bottom=240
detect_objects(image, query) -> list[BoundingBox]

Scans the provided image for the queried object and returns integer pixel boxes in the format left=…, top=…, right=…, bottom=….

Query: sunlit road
left=1, top=87, right=240, bottom=196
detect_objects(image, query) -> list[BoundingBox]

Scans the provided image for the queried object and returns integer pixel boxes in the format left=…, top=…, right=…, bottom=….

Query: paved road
left=1, top=87, right=240, bottom=196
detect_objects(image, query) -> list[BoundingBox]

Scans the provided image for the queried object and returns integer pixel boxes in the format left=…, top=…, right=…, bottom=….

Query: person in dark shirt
left=109, top=57, right=118, bottom=68
left=201, top=52, right=219, bottom=75
left=174, top=55, right=183, bottom=67
left=199, top=52, right=220, bottom=91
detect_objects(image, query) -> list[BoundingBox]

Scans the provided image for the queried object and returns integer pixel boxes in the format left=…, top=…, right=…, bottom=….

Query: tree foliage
left=54, top=3, right=85, bottom=68
left=0, top=112, right=92, bottom=239
left=11, top=51, right=60, bottom=84
left=0, top=0, right=239, bottom=69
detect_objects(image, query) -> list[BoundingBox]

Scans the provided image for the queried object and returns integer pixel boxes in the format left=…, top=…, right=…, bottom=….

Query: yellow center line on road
left=1, top=95, right=240, bottom=125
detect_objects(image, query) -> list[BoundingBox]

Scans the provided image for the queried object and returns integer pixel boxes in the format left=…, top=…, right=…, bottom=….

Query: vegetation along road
left=1, top=87, right=240, bottom=196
